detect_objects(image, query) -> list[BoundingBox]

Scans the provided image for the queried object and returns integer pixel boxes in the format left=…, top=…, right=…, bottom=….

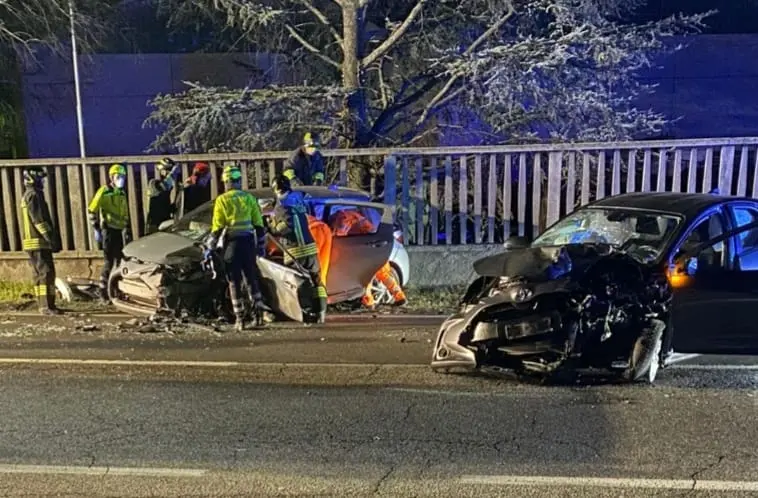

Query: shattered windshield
left=532, top=207, right=682, bottom=262
left=168, top=202, right=214, bottom=241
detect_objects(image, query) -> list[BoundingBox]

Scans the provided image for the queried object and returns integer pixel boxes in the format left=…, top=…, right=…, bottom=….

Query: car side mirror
left=158, top=219, right=174, bottom=231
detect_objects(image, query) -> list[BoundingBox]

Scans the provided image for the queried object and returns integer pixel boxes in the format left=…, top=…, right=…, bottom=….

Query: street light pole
left=69, top=0, right=86, bottom=159
left=69, top=0, right=92, bottom=248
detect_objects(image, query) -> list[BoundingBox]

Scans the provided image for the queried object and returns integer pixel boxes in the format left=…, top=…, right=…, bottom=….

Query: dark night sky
left=637, top=1, right=758, bottom=33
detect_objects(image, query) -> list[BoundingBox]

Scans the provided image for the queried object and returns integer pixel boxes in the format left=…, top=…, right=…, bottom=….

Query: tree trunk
left=339, top=0, right=373, bottom=188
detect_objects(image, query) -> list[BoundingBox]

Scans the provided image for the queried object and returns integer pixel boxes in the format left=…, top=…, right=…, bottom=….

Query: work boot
left=316, top=310, right=326, bottom=324
left=234, top=317, right=245, bottom=332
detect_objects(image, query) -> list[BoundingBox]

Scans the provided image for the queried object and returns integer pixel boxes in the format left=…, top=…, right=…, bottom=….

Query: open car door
left=321, top=199, right=395, bottom=303
left=670, top=218, right=758, bottom=355
left=256, top=234, right=316, bottom=322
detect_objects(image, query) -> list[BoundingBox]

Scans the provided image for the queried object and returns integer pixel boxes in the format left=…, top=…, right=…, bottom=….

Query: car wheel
left=369, top=266, right=402, bottom=306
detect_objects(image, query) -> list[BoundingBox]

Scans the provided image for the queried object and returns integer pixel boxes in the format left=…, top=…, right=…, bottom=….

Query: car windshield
left=167, top=195, right=318, bottom=241
left=168, top=202, right=215, bottom=241
left=532, top=207, right=682, bottom=262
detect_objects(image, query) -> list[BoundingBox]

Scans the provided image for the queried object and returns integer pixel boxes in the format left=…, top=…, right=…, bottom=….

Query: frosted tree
left=145, top=0, right=713, bottom=153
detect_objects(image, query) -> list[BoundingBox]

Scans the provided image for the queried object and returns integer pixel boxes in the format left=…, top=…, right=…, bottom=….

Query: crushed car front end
left=109, top=232, right=212, bottom=317
left=431, top=243, right=673, bottom=379
left=431, top=246, right=577, bottom=374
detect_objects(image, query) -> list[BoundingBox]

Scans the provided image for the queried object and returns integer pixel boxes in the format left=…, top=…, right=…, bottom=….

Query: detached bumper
left=430, top=315, right=478, bottom=372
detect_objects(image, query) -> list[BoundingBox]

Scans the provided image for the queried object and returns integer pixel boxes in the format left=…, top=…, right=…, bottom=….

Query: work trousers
left=223, top=235, right=263, bottom=319
left=294, top=254, right=327, bottom=316
left=28, top=249, right=56, bottom=310
left=99, top=228, right=125, bottom=298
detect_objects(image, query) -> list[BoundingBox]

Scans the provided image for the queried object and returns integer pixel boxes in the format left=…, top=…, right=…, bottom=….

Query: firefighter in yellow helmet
left=20, top=167, right=63, bottom=315
left=282, top=132, right=325, bottom=186
left=88, top=163, right=131, bottom=303
left=269, top=174, right=327, bottom=324
left=205, top=164, right=266, bottom=331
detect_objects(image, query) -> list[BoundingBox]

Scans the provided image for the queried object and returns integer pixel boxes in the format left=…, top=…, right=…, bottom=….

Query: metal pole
left=69, top=0, right=86, bottom=159
left=69, top=0, right=92, bottom=249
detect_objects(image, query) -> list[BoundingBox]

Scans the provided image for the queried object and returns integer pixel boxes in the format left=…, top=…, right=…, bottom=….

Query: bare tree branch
left=416, top=3, right=516, bottom=126
left=361, top=0, right=427, bottom=68
left=299, top=0, right=342, bottom=44
left=285, top=24, right=341, bottom=68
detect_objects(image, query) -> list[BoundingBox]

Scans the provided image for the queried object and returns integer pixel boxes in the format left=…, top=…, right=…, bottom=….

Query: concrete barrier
left=0, top=244, right=505, bottom=288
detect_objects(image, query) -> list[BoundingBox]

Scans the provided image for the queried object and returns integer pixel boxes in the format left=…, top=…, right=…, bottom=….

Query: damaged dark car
left=431, top=192, right=758, bottom=384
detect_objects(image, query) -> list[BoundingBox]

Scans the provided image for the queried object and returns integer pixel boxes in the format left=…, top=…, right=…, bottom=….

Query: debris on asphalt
left=77, top=324, right=99, bottom=332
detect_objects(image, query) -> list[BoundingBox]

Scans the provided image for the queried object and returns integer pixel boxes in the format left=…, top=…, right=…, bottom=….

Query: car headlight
left=509, top=286, right=534, bottom=303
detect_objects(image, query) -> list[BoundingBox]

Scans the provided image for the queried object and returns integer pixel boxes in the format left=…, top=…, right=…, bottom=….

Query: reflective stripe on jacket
left=270, top=191, right=317, bottom=263
left=88, top=185, right=129, bottom=230
left=211, top=189, right=264, bottom=237
left=21, top=188, right=57, bottom=251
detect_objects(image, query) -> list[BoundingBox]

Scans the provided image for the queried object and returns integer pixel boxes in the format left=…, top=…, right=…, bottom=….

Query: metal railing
left=1, top=136, right=757, bottom=255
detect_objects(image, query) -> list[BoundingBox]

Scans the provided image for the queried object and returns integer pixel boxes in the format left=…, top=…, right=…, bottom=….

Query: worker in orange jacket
left=307, top=214, right=332, bottom=285
left=330, top=209, right=407, bottom=308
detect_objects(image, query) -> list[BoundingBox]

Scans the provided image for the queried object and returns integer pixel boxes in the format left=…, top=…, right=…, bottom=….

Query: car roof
left=587, top=192, right=755, bottom=219
left=246, top=185, right=372, bottom=201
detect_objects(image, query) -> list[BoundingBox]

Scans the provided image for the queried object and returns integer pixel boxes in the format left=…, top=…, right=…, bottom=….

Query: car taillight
left=394, top=231, right=403, bottom=244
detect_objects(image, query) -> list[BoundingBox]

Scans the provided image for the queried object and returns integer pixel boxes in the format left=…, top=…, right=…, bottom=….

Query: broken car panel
left=431, top=192, right=758, bottom=384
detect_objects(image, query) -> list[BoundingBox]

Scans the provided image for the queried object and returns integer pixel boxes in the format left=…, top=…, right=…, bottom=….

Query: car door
left=670, top=205, right=758, bottom=354
left=322, top=200, right=395, bottom=303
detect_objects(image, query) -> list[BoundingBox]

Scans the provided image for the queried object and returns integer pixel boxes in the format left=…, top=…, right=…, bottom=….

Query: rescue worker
left=269, top=174, right=327, bottom=323
left=307, top=214, right=333, bottom=285
left=180, top=162, right=212, bottom=215
left=205, top=164, right=266, bottom=331
left=145, top=157, right=181, bottom=234
left=282, top=132, right=325, bottom=186
left=20, top=167, right=63, bottom=315
left=88, top=163, right=131, bottom=303
left=331, top=209, right=407, bottom=308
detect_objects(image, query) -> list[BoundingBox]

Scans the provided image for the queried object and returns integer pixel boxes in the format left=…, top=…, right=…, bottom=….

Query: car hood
left=472, top=243, right=617, bottom=281
left=122, top=232, right=203, bottom=265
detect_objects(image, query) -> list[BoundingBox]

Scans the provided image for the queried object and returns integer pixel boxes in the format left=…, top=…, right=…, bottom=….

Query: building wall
left=21, top=52, right=292, bottom=157
left=20, top=34, right=758, bottom=158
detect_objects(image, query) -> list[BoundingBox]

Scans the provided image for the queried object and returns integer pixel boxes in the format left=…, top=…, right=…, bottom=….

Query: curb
left=2, top=311, right=448, bottom=320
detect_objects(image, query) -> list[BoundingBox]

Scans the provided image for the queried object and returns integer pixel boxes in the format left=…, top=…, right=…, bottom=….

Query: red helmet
left=192, top=162, right=210, bottom=176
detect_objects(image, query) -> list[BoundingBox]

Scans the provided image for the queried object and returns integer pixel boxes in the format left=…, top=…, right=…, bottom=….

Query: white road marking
left=459, top=475, right=758, bottom=491
left=669, top=364, right=758, bottom=371
left=666, top=353, right=701, bottom=364
left=0, top=358, right=424, bottom=368
left=0, top=464, right=206, bottom=477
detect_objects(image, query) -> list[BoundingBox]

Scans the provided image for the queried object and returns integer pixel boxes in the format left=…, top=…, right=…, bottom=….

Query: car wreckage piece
left=108, top=232, right=320, bottom=323
left=431, top=241, right=672, bottom=383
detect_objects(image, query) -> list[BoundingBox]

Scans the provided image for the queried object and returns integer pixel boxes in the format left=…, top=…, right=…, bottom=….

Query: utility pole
left=69, top=0, right=92, bottom=249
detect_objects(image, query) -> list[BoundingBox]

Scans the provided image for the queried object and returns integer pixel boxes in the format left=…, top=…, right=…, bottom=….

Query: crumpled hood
left=122, top=232, right=203, bottom=265
left=472, top=243, right=615, bottom=281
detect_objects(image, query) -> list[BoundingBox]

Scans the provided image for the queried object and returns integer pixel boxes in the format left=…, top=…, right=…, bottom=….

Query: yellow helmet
left=109, top=163, right=127, bottom=177
left=303, top=132, right=320, bottom=148
left=221, top=164, right=242, bottom=182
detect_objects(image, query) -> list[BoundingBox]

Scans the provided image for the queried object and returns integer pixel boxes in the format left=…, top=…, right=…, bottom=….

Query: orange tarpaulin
left=307, top=215, right=332, bottom=283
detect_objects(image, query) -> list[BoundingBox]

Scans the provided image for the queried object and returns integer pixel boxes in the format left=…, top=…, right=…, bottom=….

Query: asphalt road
left=0, top=314, right=756, bottom=497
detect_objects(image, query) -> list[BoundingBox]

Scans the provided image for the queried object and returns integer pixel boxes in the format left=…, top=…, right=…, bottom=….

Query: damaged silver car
left=108, top=187, right=395, bottom=322
left=432, top=192, right=758, bottom=384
